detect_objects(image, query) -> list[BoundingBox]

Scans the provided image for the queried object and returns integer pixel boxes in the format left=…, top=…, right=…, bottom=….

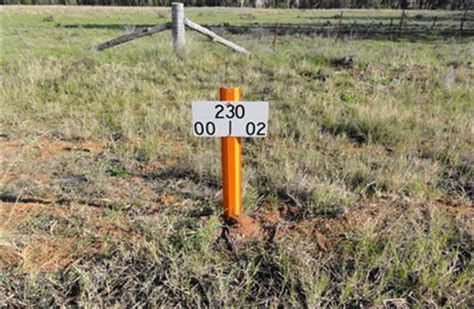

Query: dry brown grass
left=1, top=6, right=472, bottom=307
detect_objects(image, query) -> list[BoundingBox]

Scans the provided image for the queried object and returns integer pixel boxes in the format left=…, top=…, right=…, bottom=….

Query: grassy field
left=1, top=5, right=473, bottom=307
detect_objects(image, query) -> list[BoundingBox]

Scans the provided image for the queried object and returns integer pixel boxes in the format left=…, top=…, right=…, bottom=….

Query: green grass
left=1, top=5, right=473, bottom=307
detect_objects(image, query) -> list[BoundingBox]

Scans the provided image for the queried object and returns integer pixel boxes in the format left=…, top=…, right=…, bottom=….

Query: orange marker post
left=219, top=87, right=242, bottom=218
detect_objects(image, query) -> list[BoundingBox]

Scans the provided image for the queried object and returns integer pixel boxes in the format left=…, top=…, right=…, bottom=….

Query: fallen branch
left=93, top=22, right=171, bottom=51
left=184, top=18, right=250, bottom=54
left=0, top=194, right=114, bottom=210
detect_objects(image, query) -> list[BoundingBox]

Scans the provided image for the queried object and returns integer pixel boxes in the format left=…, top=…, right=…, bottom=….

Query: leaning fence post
left=459, top=7, right=468, bottom=34
left=171, top=2, right=185, bottom=54
left=399, top=9, right=405, bottom=32
left=431, top=16, right=437, bottom=33
left=335, top=11, right=343, bottom=43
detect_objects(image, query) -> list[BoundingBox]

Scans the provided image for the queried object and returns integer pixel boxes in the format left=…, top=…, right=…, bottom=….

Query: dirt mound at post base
left=226, top=205, right=379, bottom=252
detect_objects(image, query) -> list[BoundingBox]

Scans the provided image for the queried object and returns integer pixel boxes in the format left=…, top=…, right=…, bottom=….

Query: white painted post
left=171, top=2, right=185, bottom=54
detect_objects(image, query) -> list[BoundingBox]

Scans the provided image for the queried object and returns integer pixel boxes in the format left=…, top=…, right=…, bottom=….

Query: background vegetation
left=0, top=0, right=471, bottom=10
left=1, top=5, right=473, bottom=307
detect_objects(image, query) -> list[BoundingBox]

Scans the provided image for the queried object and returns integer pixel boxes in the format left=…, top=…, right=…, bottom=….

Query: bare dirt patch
left=0, top=138, right=22, bottom=162
left=21, top=236, right=77, bottom=273
left=225, top=202, right=387, bottom=252
left=0, top=202, right=60, bottom=227
left=0, top=201, right=135, bottom=273
left=229, top=214, right=263, bottom=242
left=0, top=135, right=162, bottom=215
left=0, top=137, right=105, bottom=162
left=35, top=138, right=105, bottom=160
left=443, top=205, right=474, bottom=217
left=0, top=137, right=106, bottom=187
left=0, top=245, right=20, bottom=269
left=0, top=202, right=77, bottom=272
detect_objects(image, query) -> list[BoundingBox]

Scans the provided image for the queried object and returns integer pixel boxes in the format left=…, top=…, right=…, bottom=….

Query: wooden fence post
left=459, top=7, right=468, bottom=34
left=388, top=18, right=393, bottom=40
left=335, top=11, right=344, bottom=43
left=93, top=2, right=250, bottom=54
left=272, top=23, right=279, bottom=49
left=172, top=2, right=185, bottom=53
left=399, top=9, right=406, bottom=32
left=431, top=16, right=437, bottom=33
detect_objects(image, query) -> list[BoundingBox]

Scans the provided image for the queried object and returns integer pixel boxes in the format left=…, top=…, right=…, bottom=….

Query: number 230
left=215, top=104, right=245, bottom=119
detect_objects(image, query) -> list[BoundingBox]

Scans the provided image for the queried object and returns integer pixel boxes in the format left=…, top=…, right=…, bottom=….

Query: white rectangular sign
left=192, top=101, right=269, bottom=137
